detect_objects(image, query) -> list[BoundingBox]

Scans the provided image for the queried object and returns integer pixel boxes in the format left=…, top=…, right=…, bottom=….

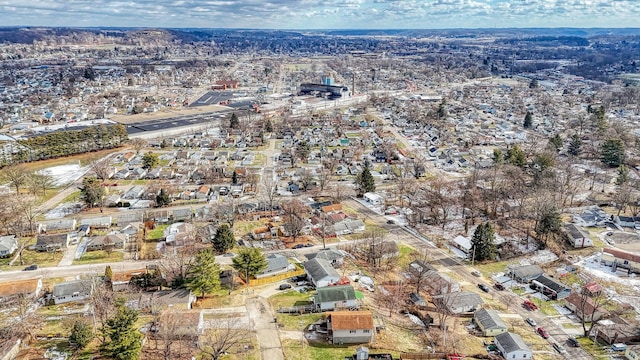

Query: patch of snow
left=36, top=164, right=90, bottom=187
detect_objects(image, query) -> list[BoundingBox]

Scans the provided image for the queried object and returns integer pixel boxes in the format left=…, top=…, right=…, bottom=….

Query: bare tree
left=0, top=294, right=43, bottom=342
left=405, top=250, right=434, bottom=293
left=14, top=194, right=39, bottom=236
left=575, top=283, right=609, bottom=337
left=158, top=245, right=197, bottom=289
left=432, top=289, right=460, bottom=351
left=281, top=199, right=308, bottom=243
left=198, top=317, right=251, bottom=360
left=27, top=172, right=55, bottom=196
left=89, top=278, right=116, bottom=342
left=90, top=157, right=113, bottom=181
left=130, top=138, right=149, bottom=153
left=260, top=172, right=278, bottom=216
left=2, top=165, right=28, bottom=194
left=152, top=309, right=187, bottom=360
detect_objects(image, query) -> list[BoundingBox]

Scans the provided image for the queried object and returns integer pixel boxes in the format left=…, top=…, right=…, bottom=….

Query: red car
left=523, top=300, right=538, bottom=311
left=537, top=327, right=550, bottom=339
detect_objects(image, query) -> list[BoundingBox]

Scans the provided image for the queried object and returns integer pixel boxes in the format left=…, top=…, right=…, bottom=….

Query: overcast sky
left=0, top=0, right=638, bottom=29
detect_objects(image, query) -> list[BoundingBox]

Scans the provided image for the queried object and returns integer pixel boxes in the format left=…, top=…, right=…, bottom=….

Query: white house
left=494, top=332, right=532, bottom=360
left=304, top=258, right=341, bottom=288
left=313, top=285, right=358, bottom=311
left=327, top=310, right=375, bottom=344
left=0, top=235, right=18, bottom=258
left=363, top=192, right=383, bottom=205
left=53, top=280, right=93, bottom=305
left=564, top=223, right=593, bottom=248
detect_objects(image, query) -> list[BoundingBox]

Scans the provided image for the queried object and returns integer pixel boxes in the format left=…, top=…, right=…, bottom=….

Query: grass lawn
left=73, top=250, right=124, bottom=265
left=268, top=290, right=314, bottom=310
left=233, top=220, right=264, bottom=237
left=276, top=313, right=323, bottom=330
left=282, top=339, right=361, bottom=360
left=474, top=261, right=508, bottom=276
left=147, top=224, right=169, bottom=240
left=3, top=247, right=61, bottom=271
left=252, top=153, right=266, bottom=166
left=577, top=337, right=610, bottom=358
left=531, top=298, right=560, bottom=316
left=61, top=190, right=82, bottom=203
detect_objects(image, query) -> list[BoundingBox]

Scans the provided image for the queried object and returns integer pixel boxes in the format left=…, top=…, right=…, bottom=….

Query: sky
left=0, top=0, right=638, bottom=29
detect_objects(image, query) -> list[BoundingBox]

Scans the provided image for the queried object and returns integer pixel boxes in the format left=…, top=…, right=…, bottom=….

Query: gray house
left=306, top=249, right=345, bottom=268
left=564, top=223, right=593, bottom=248
left=35, top=233, right=70, bottom=252
left=494, top=332, right=532, bottom=360
left=509, top=264, right=544, bottom=283
left=327, top=310, right=375, bottom=344
left=313, top=285, right=358, bottom=311
left=53, top=279, right=93, bottom=305
left=255, top=254, right=291, bottom=279
left=433, top=291, right=483, bottom=314
left=0, top=235, right=18, bottom=258
left=304, top=258, right=341, bottom=288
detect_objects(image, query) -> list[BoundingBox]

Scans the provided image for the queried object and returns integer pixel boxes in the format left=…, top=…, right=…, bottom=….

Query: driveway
left=245, top=296, right=285, bottom=360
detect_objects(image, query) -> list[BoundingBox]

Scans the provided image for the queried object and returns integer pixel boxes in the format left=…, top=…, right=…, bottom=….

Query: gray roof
left=306, top=249, right=344, bottom=262
left=36, top=233, right=69, bottom=247
left=564, top=223, right=586, bottom=240
left=263, top=254, right=289, bottom=273
left=53, top=279, right=93, bottom=297
left=0, top=235, right=17, bottom=251
left=474, top=309, right=507, bottom=330
left=304, top=258, right=340, bottom=282
left=314, top=285, right=356, bottom=303
left=495, top=332, right=531, bottom=353
left=434, top=291, right=483, bottom=310
left=511, top=264, right=544, bottom=280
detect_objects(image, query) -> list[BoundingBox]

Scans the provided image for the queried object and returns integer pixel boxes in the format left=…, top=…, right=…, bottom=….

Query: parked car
left=537, top=327, right=550, bottom=339
left=552, top=343, right=567, bottom=354
left=471, top=270, right=482, bottom=277
left=478, top=283, right=490, bottom=293
left=567, top=337, right=580, bottom=347
left=305, top=243, right=314, bottom=247
left=523, top=300, right=538, bottom=311
left=292, top=244, right=305, bottom=249
left=23, top=264, right=38, bottom=271
left=278, top=283, right=292, bottom=290
left=525, top=318, right=537, bottom=326
left=494, top=283, right=505, bottom=291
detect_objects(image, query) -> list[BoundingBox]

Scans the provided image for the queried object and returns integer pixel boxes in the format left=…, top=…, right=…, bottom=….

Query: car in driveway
left=292, top=244, right=305, bottom=249
left=23, top=264, right=38, bottom=271
left=494, top=283, right=505, bottom=291
left=537, top=327, right=550, bottom=339
left=477, top=283, right=490, bottom=293
left=525, top=318, right=537, bottom=326
left=278, top=283, right=292, bottom=290
left=567, top=337, right=580, bottom=347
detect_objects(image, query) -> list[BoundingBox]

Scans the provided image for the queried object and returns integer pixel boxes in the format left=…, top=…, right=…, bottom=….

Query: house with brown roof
left=321, top=204, right=343, bottom=214
left=86, top=233, right=128, bottom=251
left=35, top=233, right=69, bottom=252
left=0, top=278, right=42, bottom=307
left=564, top=292, right=609, bottom=322
left=601, top=248, right=640, bottom=274
left=110, top=268, right=148, bottom=292
left=326, top=310, right=375, bottom=344
left=215, top=80, right=239, bottom=89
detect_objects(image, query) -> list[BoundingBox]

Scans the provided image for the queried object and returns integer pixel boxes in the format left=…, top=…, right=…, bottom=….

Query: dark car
left=478, top=283, right=490, bottom=293
left=23, top=264, right=38, bottom=271
left=278, top=283, right=292, bottom=290
left=567, top=337, right=580, bottom=347
left=305, top=243, right=314, bottom=247
left=537, top=327, right=550, bottom=339
left=494, top=283, right=505, bottom=291
left=292, top=244, right=305, bottom=249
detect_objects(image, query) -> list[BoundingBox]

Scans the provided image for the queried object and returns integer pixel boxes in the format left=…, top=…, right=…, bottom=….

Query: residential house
left=164, top=222, right=195, bottom=246
left=126, top=289, right=197, bottom=311
left=80, top=216, right=112, bottom=229
left=38, top=219, right=77, bottom=233
left=0, top=235, right=17, bottom=258
left=306, top=249, right=345, bottom=268
left=423, top=271, right=461, bottom=296
left=53, top=279, right=93, bottom=305
left=35, top=233, right=70, bottom=252
left=494, top=332, right=532, bottom=360
left=304, top=258, right=341, bottom=288
left=564, top=223, right=593, bottom=248
left=432, top=291, right=483, bottom=314
left=474, top=309, right=508, bottom=337
left=123, top=186, right=145, bottom=200
left=110, top=269, right=148, bottom=292
left=363, top=192, right=383, bottom=205
left=615, top=215, right=640, bottom=229
left=564, top=292, right=609, bottom=322
left=0, top=278, right=42, bottom=307
left=601, top=248, right=640, bottom=274
left=596, top=320, right=640, bottom=345
left=86, top=234, right=128, bottom=251
left=255, top=254, right=292, bottom=279
left=531, top=274, right=571, bottom=300
left=195, top=185, right=210, bottom=200
left=172, top=208, right=193, bottom=222
left=152, top=310, right=204, bottom=339
left=451, top=235, right=472, bottom=256
left=326, top=311, right=375, bottom=344
left=509, top=264, right=544, bottom=283
left=313, top=285, right=358, bottom=311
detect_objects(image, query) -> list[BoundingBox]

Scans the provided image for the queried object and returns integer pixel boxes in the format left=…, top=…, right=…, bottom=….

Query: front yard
left=73, top=250, right=124, bottom=265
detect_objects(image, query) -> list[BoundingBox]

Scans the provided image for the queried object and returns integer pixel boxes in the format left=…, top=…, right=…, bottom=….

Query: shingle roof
left=304, top=258, right=339, bottom=282
left=329, top=310, right=373, bottom=330
left=474, top=309, right=507, bottom=330
left=511, top=264, right=544, bottom=280
left=263, top=254, right=289, bottom=273
left=53, top=279, right=93, bottom=297
left=315, top=285, right=356, bottom=303
left=495, top=332, right=530, bottom=353
left=0, top=278, right=40, bottom=297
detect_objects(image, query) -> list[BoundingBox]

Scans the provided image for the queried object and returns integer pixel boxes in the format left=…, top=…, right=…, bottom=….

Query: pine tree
left=142, top=152, right=159, bottom=169
left=232, top=247, right=268, bottom=281
left=601, top=138, right=625, bottom=167
left=535, top=207, right=562, bottom=246
left=69, top=318, right=94, bottom=350
left=523, top=111, right=533, bottom=128
left=265, top=119, right=273, bottom=132
left=616, top=165, right=630, bottom=186
left=212, top=224, right=236, bottom=254
left=548, top=134, right=563, bottom=152
left=355, top=163, right=376, bottom=196
left=100, top=305, right=142, bottom=360
left=185, top=249, right=221, bottom=298
left=105, top=265, right=113, bottom=281
left=506, top=145, right=526, bottom=167
left=155, top=189, right=171, bottom=207
left=471, top=223, right=497, bottom=262
left=229, top=113, right=239, bottom=129
left=231, top=170, right=238, bottom=184
left=568, top=134, right=582, bottom=157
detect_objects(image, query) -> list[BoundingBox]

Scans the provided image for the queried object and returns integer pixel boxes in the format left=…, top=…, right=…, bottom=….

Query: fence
left=246, top=268, right=305, bottom=286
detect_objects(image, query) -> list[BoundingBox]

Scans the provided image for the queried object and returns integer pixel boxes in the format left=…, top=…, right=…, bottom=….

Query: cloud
left=0, top=0, right=637, bottom=28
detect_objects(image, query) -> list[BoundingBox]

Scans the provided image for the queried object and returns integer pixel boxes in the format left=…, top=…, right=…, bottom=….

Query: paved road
left=246, top=296, right=285, bottom=360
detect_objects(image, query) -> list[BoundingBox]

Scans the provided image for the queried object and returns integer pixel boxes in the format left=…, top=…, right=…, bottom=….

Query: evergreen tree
left=548, top=134, right=563, bottom=152
left=568, top=134, right=582, bottom=157
left=529, top=78, right=538, bottom=89
left=601, top=138, right=625, bottom=167
left=185, top=249, right=221, bottom=298
left=523, top=111, right=533, bottom=128
left=79, top=176, right=107, bottom=209
left=506, top=145, right=526, bottom=167
left=535, top=206, right=562, bottom=246
left=492, top=148, right=504, bottom=164
left=100, top=305, right=142, bottom=360
left=69, top=318, right=94, bottom=350
left=212, top=224, right=236, bottom=254
left=616, top=165, right=630, bottom=186
left=155, top=189, right=171, bottom=207
left=105, top=265, right=113, bottom=281
left=231, top=170, right=238, bottom=184
left=141, top=152, right=159, bottom=169
left=355, top=163, right=376, bottom=196
left=229, top=113, right=239, bottom=129
left=470, top=223, right=497, bottom=262
left=232, top=247, right=268, bottom=281
left=265, top=119, right=273, bottom=132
